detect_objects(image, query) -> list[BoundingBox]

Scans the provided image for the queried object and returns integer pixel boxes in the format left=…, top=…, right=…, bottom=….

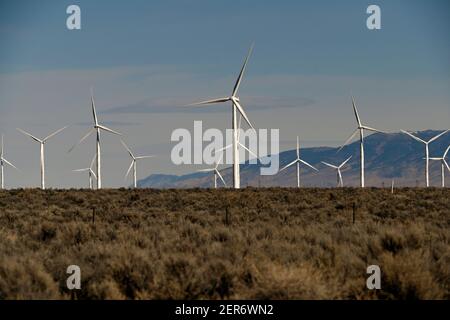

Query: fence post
left=352, top=202, right=356, bottom=224
left=225, top=206, right=230, bottom=226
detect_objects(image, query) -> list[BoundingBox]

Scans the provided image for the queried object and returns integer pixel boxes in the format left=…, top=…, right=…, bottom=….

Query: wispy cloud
left=103, top=96, right=315, bottom=114
left=74, top=121, right=142, bottom=127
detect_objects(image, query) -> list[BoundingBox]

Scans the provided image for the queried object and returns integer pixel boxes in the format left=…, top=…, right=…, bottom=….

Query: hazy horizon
left=1, top=0, right=449, bottom=188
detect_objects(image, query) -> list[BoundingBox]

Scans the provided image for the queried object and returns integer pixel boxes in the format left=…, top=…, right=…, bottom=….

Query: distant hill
left=138, top=130, right=450, bottom=188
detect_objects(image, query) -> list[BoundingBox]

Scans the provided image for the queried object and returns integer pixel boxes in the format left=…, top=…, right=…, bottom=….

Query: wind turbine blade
left=237, top=115, right=242, bottom=141
left=339, top=156, right=353, bottom=168
left=443, top=145, right=450, bottom=158
left=361, top=126, right=386, bottom=134
left=215, top=169, right=227, bottom=186
left=90, top=169, right=97, bottom=180
left=296, top=136, right=300, bottom=159
left=187, top=97, right=230, bottom=106
left=91, top=89, right=98, bottom=126
left=17, top=128, right=41, bottom=143
left=125, top=160, right=134, bottom=178
left=98, top=125, right=121, bottom=135
left=135, top=155, right=155, bottom=160
left=321, top=161, right=338, bottom=169
left=299, top=158, right=318, bottom=171
left=73, top=168, right=90, bottom=172
left=197, top=168, right=214, bottom=172
left=90, top=153, right=97, bottom=169
left=214, top=150, right=225, bottom=169
left=68, top=128, right=94, bottom=152
left=400, top=130, right=427, bottom=144
left=337, top=129, right=358, bottom=152
left=216, top=144, right=232, bottom=153
left=280, top=159, right=298, bottom=172
left=351, top=96, right=362, bottom=127
left=428, top=157, right=442, bottom=161
left=120, top=139, right=134, bottom=159
left=43, top=126, right=67, bottom=142
left=232, top=43, right=254, bottom=96
left=1, top=134, right=3, bottom=157
left=444, top=159, right=450, bottom=172
left=2, top=158, right=19, bottom=171
left=232, top=98, right=254, bottom=129
left=239, top=142, right=257, bottom=158
left=428, top=129, right=449, bottom=143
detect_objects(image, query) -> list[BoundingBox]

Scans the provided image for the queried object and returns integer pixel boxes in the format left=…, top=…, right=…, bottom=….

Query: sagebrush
left=0, top=188, right=448, bottom=299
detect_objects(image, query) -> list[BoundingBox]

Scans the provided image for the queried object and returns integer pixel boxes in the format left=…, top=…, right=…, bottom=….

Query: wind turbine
left=69, top=89, right=121, bottom=189
left=429, top=145, right=450, bottom=188
left=121, top=139, right=154, bottom=188
left=197, top=152, right=227, bottom=189
left=321, top=156, right=352, bottom=187
left=0, top=135, right=19, bottom=189
left=219, top=116, right=258, bottom=164
left=17, top=126, right=66, bottom=189
left=73, top=154, right=97, bottom=189
left=280, top=136, right=318, bottom=188
left=339, top=96, right=386, bottom=188
left=188, top=44, right=255, bottom=189
left=401, top=130, right=449, bottom=187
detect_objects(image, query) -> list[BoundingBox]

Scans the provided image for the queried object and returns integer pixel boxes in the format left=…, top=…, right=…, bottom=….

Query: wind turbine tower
left=17, top=127, right=66, bottom=189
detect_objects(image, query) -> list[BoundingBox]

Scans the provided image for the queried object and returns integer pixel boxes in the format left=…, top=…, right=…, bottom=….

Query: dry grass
left=0, top=188, right=448, bottom=300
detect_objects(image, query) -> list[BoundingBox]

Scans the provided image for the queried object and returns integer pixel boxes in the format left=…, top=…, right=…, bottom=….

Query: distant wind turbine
left=339, top=96, right=386, bottom=188
left=17, top=126, right=66, bottom=189
left=429, top=145, right=450, bottom=188
left=121, top=139, right=154, bottom=188
left=0, top=135, right=19, bottom=189
left=321, top=156, right=352, bottom=187
left=73, top=154, right=97, bottom=189
left=69, top=89, right=121, bottom=189
left=188, top=44, right=255, bottom=189
left=197, top=152, right=227, bottom=189
left=401, top=130, right=449, bottom=187
left=280, top=136, right=318, bottom=188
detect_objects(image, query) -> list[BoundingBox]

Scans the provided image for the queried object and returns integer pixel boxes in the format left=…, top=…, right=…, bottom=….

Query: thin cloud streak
left=103, top=96, right=315, bottom=114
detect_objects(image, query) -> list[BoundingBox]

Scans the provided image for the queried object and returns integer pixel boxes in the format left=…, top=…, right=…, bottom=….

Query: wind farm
left=0, top=0, right=449, bottom=305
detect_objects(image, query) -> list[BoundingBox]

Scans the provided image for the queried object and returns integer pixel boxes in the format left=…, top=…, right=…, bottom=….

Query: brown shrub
left=0, top=188, right=448, bottom=300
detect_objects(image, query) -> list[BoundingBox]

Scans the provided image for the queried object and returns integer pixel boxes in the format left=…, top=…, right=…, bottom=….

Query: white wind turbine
left=339, top=96, right=386, bottom=188
left=73, top=154, right=97, bottom=189
left=219, top=116, right=258, bottom=164
left=69, top=90, right=121, bottom=189
left=321, top=156, right=352, bottom=187
left=401, top=130, right=449, bottom=187
left=0, top=135, right=19, bottom=189
left=429, top=145, right=450, bottom=188
left=188, top=44, right=255, bottom=189
left=17, top=126, right=67, bottom=189
left=121, top=140, right=154, bottom=188
left=280, top=136, right=318, bottom=188
left=197, top=152, right=227, bottom=189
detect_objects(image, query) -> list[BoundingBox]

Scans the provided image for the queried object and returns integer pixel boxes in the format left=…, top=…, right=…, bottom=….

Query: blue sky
left=0, top=0, right=449, bottom=187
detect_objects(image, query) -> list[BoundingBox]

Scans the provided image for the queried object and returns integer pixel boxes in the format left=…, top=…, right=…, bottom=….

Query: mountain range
left=138, top=130, right=450, bottom=188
